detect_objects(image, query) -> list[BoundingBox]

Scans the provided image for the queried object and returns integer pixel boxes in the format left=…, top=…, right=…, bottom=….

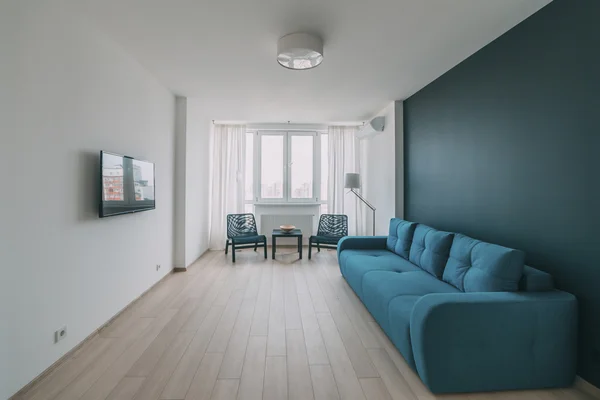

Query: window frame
left=249, top=130, right=324, bottom=205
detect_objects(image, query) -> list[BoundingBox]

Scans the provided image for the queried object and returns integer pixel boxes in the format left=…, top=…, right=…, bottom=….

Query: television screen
left=100, top=151, right=155, bottom=217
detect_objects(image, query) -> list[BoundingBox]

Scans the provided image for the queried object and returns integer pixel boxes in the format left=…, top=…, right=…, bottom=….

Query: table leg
left=272, top=236, right=276, bottom=260
left=298, top=236, right=302, bottom=259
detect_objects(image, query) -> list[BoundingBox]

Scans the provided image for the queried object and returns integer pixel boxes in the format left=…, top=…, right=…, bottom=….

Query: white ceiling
left=68, top=0, right=551, bottom=122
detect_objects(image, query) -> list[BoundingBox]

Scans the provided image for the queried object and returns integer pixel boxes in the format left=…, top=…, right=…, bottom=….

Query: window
left=260, top=134, right=285, bottom=199
left=247, top=131, right=325, bottom=204
left=244, top=132, right=254, bottom=214
left=289, top=135, right=313, bottom=199
left=320, top=133, right=328, bottom=214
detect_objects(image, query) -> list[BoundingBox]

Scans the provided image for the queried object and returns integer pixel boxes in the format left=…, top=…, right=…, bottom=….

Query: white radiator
left=254, top=204, right=320, bottom=246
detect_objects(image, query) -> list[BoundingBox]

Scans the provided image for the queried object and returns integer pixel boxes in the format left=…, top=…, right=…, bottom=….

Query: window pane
left=245, top=132, right=253, bottom=201
left=320, top=134, right=328, bottom=202
left=290, top=135, right=314, bottom=199
left=260, top=135, right=284, bottom=198
left=133, top=159, right=154, bottom=201
left=102, top=153, right=124, bottom=201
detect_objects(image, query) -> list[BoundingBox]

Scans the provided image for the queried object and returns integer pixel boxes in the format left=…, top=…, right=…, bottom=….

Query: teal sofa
left=338, top=218, right=577, bottom=394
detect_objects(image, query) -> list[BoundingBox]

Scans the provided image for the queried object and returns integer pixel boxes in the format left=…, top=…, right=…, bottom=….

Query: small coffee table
left=272, top=229, right=303, bottom=260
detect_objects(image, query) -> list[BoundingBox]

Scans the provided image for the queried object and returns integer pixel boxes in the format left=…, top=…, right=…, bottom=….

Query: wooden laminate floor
left=18, top=249, right=593, bottom=400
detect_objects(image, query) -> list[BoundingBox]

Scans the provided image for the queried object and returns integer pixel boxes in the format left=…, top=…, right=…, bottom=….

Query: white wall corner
left=359, top=101, right=396, bottom=235
left=184, top=100, right=212, bottom=266
left=174, top=96, right=187, bottom=269
left=394, top=100, right=404, bottom=219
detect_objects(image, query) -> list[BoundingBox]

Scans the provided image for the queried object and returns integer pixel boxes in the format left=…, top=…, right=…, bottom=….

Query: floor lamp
left=344, top=173, right=376, bottom=236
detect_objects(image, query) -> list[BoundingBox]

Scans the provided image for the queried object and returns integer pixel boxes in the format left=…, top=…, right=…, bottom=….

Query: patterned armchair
left=226, top=213, right=267, bottom=263
left=309, top=214, right=348, bottom=259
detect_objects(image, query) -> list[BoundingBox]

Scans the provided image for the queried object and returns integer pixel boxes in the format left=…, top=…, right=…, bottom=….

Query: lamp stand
left=350, top=188, right=376, bottom=236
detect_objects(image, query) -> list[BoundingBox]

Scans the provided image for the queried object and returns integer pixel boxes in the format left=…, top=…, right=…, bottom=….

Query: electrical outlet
left=54, top=326, right=67, bottom=343
left=156, top=264, right=161, bottom=271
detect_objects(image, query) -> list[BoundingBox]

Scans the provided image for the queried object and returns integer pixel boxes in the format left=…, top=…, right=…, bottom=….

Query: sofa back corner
left=408, top=224, right=454, bottom=279
left=386, top=218, right=418, bottom=259
left=443, top=234, right=525, bottom=292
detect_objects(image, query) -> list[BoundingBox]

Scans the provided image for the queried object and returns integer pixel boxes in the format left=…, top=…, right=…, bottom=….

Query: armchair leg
left=225, top=240, right=229, bottom=255
left=317, top=243, right=321, bottom=252
left=309, top=242, right=312, bottom=260
left=231, top=242, right=236, bottom=263
left=254, top=243, right=257, bottom=251
left=263, top=239, right=267, bottom=259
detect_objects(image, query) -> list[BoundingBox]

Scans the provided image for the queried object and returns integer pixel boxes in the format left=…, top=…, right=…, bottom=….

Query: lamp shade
left=277, top=33, right=324, bottom=70
left=344, top=173, right=361, bottom=189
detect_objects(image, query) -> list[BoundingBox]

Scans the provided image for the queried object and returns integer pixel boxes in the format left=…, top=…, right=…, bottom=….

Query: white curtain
left=327, top=126, right=365, bottom=235
left=208, top=124, right=246, bottom=250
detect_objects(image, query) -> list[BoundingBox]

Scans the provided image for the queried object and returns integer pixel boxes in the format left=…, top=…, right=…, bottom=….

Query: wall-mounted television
left=100, top=151, right=155, bottom=218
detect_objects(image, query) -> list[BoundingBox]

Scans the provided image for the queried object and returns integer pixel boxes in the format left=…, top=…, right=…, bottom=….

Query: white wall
left=395, top=101, right=405, bottom=218
left=0, top=3, right=18, bottom=397
left=360, top=102, right=400, bottom=235
left=1, top=4, right=175, bottom=399
left=174, top=97, right=188, bottom=268
left=184, top=100, right=211, bottom=266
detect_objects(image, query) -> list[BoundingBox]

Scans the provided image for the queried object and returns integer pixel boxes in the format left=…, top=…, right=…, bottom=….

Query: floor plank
left=106, top=377, right=145, bottom=400
left=250, top=264, right=272, bottom=336
left=161, top=306, right=225, bottom=399
left=310, top=365, right=340, bottom=400
left=126, top=298, right=197, bottom=377
left=185, top=352, right=224, bottom=400
left=267, top=267, right=286, bottom=356
left=207, top=289, right=245, bottom=352
left=284, top=266, right=303, bottom=330
left=131, top=331, right=194, bottom=400
left=316, top=313, right=366, bottom=400
left=219, top=298, right=257, bottom=378
left=211, top=379, right=240, bottom=400
left=237, top=336, right=267, bottom=400
left=297, top=292, right=329, bottom=366
left=287, top=329, right=315, bottom=400
left=367, top=348, right=416, bottom=400
left=264, top=356, right=288, bottom=400
left=359, top=378, right=393, bottom=400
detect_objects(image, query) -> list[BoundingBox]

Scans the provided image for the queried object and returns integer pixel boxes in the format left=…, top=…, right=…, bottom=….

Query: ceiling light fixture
left=277, top=33, right=324, bottom=70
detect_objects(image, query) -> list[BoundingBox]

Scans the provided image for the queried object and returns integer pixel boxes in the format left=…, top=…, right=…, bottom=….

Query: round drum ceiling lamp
left=277, top=33, right=324, bottom=70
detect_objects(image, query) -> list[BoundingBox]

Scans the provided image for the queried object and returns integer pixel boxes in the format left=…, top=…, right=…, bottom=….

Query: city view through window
left=102, top=153, right=155, bottom=203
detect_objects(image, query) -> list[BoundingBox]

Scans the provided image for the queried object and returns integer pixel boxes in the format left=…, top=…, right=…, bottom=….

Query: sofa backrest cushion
left=443, top=234, right=525, bottom=292
left=408, top=224, right=454, bottom=278
left=386, top=218, right=418, bottom=259
left=519, top=265, right=554, bottom=292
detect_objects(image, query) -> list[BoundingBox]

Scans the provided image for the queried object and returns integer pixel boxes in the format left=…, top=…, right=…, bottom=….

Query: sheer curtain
left=208, top=124, right=246, bottom=250
left=327, top=126, right=365, bottom=235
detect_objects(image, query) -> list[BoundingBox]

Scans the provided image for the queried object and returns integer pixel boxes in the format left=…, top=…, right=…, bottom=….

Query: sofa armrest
left=410, top=291, right=577, bottom=393
left=337, top=236, right=387, bottom=256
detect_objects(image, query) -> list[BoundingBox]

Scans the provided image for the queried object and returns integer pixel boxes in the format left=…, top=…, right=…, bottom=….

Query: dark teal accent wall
left=404, top=0, right=600, bottom=386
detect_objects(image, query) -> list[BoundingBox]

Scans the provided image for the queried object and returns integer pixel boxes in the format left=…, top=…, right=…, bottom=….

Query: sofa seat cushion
left=409, top=225, right=454, bottom=279
left=387, top=296, right=419, bottom=370
left=342, top=253, right=421, bottom=299
left=361, top=270, right=459, bottom=334
left=386, top=218, right=418, bottom=259
left=443, top=234, right=525, bottom=292
left=339, top=249, right=394, bottom=269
